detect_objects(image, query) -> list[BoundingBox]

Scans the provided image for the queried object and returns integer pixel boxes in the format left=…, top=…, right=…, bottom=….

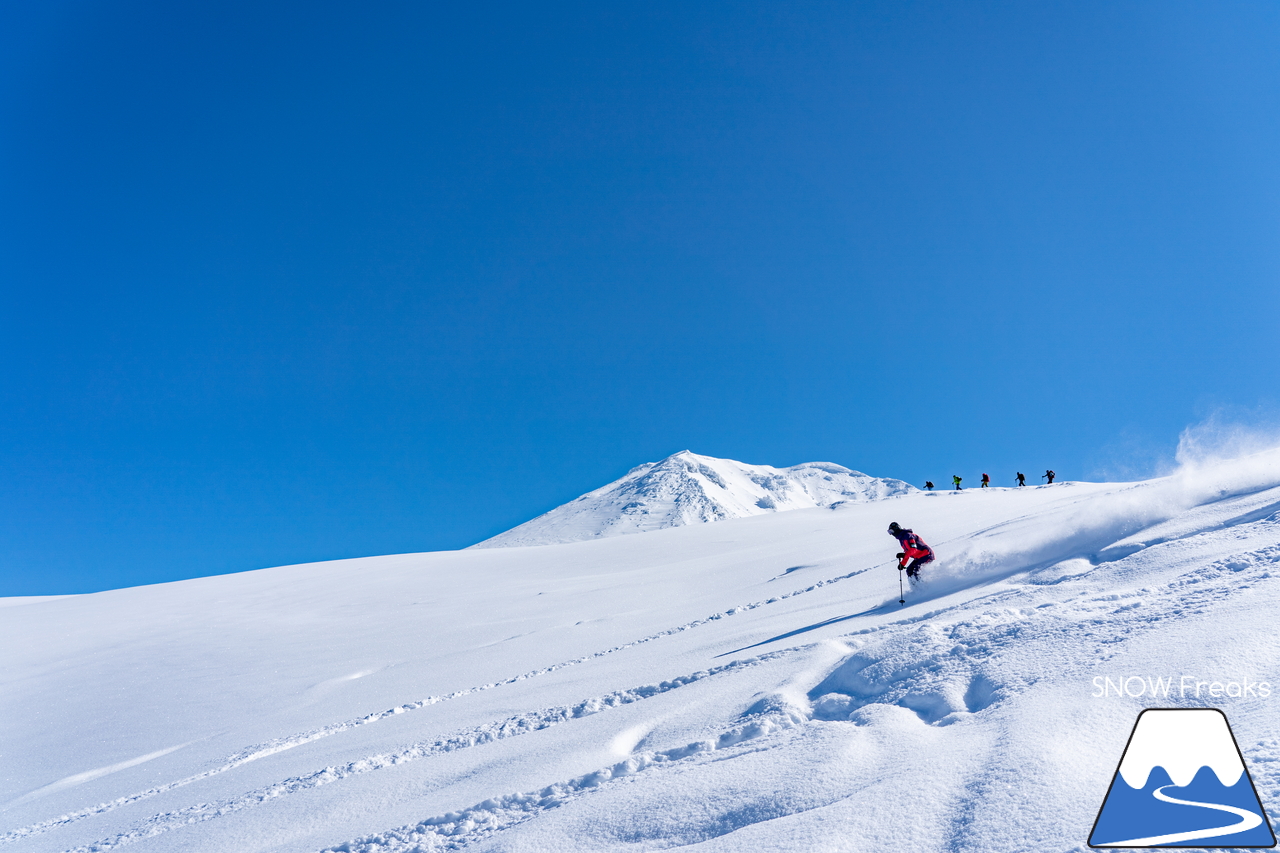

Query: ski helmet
left=887, top=522, right=901, bottom=533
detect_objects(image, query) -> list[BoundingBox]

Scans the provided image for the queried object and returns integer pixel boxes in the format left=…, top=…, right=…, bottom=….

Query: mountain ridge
left=471, top=450, right=915, bottom=548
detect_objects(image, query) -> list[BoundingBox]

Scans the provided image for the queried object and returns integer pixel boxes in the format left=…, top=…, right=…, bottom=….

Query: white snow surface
left=472, top=450, right=915, bottom=548
left=6, top=449, right=1280, bottom=852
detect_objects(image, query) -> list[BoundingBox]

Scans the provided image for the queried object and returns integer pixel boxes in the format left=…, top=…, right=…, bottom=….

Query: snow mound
left=472, top=450, right=915, bottom=548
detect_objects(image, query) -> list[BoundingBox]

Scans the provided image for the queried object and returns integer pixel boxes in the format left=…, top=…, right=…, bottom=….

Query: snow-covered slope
left=5, top=449, right=1280, bottom=852
left=473, top=450, right=915, bottom=548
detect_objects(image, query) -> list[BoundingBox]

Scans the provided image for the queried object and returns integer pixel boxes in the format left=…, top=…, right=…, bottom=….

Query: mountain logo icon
left=1089, top=708, right=1276, bottom=848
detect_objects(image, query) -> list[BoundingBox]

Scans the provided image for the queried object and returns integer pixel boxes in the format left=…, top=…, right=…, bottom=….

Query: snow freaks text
left=1092, top=676, right=1272, bottom=700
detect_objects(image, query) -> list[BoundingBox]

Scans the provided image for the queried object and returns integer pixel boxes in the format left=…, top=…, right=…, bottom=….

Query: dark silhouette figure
left=1016, top=472, right=1026, bottom=487
left=924, top=481, right=934, bottom=491
left=1042, top=469, right=1056, bottom=484
left=952, top=475, right=962, bottom=490
left=980, top=473, right=990, bottom=488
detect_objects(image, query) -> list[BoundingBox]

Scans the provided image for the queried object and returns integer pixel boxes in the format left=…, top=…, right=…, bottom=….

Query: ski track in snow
left=2, top=744, right=198, bottom=812
left=318, top=696, right=814, bottom=853
left=319, top=531, right=1280, bottom=853
left=4, top=505, right=1062, bottom=847
left=54, top=655, right=794, bottom=853
left=13, top=503, right=1280, bottom=853
left=2, top=561, right=883, bottom=849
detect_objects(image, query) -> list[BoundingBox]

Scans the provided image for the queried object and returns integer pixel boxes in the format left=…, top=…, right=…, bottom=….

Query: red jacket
left=892, top=529, right=933, bottom=568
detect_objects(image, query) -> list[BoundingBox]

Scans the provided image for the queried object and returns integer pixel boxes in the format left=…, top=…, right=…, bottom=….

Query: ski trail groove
left=1, top=561, right=882, bottom=846
left=2, top=742, right=196, bottom=810
left=23, top=511, right=1280, bottom=851
left=54, top=653, right=788, bottom=853
left=316, top=695, right=813, bottom=853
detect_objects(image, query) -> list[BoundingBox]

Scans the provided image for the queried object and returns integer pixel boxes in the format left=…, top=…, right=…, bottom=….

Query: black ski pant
left=903, top=553, right=935, bottom=579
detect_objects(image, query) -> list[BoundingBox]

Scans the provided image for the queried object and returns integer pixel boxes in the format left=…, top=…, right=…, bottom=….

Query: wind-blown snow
left=472, top=450, right=915, bottom=548
left=5, top=448, right=1280, bottom=852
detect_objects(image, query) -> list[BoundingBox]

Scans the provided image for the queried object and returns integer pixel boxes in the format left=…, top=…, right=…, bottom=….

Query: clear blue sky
left=3, top=1, right=1278, bottom=595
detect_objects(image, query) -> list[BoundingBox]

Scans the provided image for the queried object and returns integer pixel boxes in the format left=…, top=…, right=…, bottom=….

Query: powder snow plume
left=933, top=433, right=1280, bottom=590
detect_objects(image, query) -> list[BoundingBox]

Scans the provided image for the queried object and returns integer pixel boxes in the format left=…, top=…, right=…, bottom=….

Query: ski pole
left=898, top=566, right=905, bottom=605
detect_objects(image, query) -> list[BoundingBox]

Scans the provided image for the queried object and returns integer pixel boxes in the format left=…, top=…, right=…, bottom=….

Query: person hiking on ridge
left=924, top=481, right=934, bottom=491
left=952, top=475, right=962, bottom=490
left=1016, top=472, right=1026, bottom=487
left=1042, top=469, right=1056, bottom=484
left=981, top=473, right=990, bottom=488
left=888, top=522, right=934, bottom=585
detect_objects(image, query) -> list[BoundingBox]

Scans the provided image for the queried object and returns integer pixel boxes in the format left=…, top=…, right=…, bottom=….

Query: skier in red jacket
left=888, top=522, right=935, bottom=585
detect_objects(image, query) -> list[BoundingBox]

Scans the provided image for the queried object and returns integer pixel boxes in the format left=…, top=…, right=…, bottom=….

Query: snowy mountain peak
left=472, top=451, right=915, bottom=548
left=1118, top=709, right=1246, bottom=789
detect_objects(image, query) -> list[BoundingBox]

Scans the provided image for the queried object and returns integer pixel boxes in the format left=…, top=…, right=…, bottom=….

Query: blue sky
left=2, top=1, right=1278, bottom=595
